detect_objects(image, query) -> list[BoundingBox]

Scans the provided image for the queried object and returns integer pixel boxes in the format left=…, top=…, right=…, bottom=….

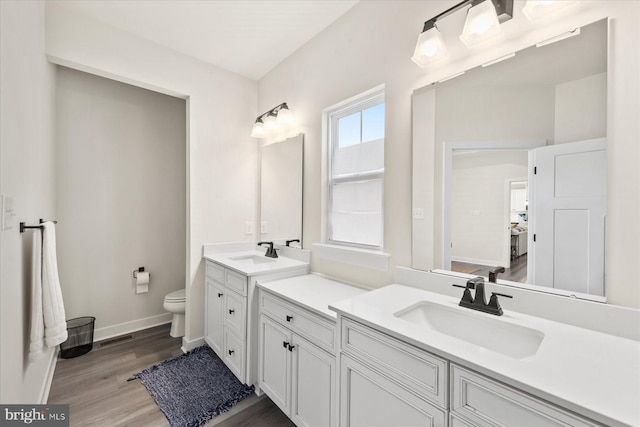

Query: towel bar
left=19, top=218, right=58, bottom=233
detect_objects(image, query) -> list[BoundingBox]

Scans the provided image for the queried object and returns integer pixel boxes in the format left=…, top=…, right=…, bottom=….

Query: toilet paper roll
left=135, top=271, right=150, bottom=294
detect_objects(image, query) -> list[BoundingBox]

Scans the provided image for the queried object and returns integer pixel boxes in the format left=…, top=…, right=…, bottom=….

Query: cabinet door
left=291, top=334, right=336, bottom=427
left=259, top=315, right=292, bottom=416
left=205, top=277, right=224, bottom=356
left=340, top=354, right=446, bottom=427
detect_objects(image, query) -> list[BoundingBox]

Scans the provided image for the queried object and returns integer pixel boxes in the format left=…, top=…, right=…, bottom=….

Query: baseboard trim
left=40, top=348, right=58, bottom=404
left=93, top=313, right=173, bottom=342
left=181, top=336, right=205, bottom=353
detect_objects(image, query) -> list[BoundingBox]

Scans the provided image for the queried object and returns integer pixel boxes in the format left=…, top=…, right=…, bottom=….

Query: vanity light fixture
left=522, top=0, right=579, bottom=22
left=250, top=102, right=295, bottom=138
left=412, top=0, right=513, bottom=68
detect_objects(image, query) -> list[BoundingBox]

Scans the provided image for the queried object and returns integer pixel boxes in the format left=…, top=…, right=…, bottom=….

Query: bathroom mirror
left=260, top=133, right=303, bottom=246
left=412, top=19, right=608, bottom=299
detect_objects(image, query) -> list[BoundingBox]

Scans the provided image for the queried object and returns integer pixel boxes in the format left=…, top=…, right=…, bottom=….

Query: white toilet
left=163, top=289, right=186, bottom=337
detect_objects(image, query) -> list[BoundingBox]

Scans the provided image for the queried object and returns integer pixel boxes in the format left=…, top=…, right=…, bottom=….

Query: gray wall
left=55, top=67, right=186, bottom=340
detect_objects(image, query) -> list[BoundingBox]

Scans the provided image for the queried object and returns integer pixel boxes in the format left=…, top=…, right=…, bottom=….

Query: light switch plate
left=261, top=222, right=267, bottom=233
left=2, top=194, right=16, bottom=231
left=244, top=221, right=253, bottom=235
left=412, top=208, right=425, bottom=220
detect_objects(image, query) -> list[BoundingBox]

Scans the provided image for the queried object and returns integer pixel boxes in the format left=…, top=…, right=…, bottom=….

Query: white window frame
left=314, top=85, right=390, bottom=270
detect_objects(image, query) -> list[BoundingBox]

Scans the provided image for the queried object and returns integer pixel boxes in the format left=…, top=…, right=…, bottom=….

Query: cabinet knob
left=288, top=344, right=295, bottom=352
left=228, top=309, right=235, bottom=315
left=228, top=349, right=234, bottom=355
left=286, top=315, right=293, bottom=322
left=217, top=292, right=223, bottom=298
left=283, top=341, right=289, bottom=348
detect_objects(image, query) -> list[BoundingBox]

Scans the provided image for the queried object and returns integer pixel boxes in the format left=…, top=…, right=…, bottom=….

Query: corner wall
left=44, top=5, right=257, bottom=345
left=257, top=0, right=640, bottom=308
left=0, top=1, right=58, bottom=403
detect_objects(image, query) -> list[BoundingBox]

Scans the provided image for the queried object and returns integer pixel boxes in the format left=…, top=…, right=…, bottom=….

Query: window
left=325, top=87, right=385, bottom=249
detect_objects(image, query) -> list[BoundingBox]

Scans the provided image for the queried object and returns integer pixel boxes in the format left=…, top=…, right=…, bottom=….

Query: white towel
left=28, top=230, right=45, bottom=362
left=41, top=222, right=68, bottom=347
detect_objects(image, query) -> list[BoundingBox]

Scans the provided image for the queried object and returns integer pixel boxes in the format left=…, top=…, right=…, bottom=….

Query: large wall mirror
left=412, top=19, right=608, bottom=300
left=260, top=133, right=303, bottom=246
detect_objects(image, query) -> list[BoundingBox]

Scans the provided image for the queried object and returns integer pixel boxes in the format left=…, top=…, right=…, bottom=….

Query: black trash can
left=60, top=316, right=96, bottom=359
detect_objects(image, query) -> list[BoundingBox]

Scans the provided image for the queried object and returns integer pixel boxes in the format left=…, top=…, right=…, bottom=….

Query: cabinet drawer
left=224, top=329, right=246, bottom=383
left=340, top=354, right=447, bottom=427
left=341, top=318, right=448, bottom=408
left=206, top=261, right=224, bottom=283
left=451, top=365, right=600, bottom=427
left=226, top=269, right=247, bottom=296
left=260, top=291, right=336, bottom=353
left=225, top=291, right=246, bottom=339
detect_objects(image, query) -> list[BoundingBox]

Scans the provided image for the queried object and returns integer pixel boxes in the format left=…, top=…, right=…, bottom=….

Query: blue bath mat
left=133, top=346, right=254, bottom=427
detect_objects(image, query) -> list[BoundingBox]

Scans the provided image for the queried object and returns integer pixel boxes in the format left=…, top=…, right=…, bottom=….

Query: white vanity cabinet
left=205, top=261, right=249, bottom=381
left=337, top=316, right=603, bottom=427
left=450, top=365, right=600, bottom=427
left=204, top=258, right=308, bottom=388
left=258, top=290, right=338, bottom=427
left=339, top=318, right=448, bottom=427
left=257, top=274, right=367, bottom=427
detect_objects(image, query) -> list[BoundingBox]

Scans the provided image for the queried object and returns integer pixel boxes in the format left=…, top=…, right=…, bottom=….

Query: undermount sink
left=228, top=254, right=276, bottom=265
left=394, top=301, right=544, bottom=359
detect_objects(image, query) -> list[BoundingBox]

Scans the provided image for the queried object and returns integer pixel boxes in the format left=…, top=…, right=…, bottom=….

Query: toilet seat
left=164, top=289, right=185, bottom=303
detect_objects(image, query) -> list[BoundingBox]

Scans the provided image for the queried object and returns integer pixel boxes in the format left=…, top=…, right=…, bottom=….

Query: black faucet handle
left=491, top=292, right=513, bottom=299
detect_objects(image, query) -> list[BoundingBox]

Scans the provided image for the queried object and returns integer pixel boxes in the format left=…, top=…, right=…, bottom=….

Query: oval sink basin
left=394, top=301, right=544, bottom=359
left=228, top=255, right=276, bottom=265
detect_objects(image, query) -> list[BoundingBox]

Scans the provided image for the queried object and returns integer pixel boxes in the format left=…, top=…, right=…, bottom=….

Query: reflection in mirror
left=412, top=19, right=607, bottom=300
left=260, top=133, right=303, bottom=246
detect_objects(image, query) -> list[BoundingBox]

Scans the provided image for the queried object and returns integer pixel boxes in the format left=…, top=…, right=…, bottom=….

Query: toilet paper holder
left=132, top=267, right=150, bottom=279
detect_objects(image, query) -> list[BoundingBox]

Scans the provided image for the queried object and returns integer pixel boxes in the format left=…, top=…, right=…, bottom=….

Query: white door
left=259, top=315, right=292, bottom=416
left=531, top=138, right=606, bottom=295
left=291, top=334, right=336, bottom=427
left=205, top=278, right=224, bottom=355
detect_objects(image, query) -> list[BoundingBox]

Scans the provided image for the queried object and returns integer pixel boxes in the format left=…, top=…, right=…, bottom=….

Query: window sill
left=313, top=243, right=390, bottom=271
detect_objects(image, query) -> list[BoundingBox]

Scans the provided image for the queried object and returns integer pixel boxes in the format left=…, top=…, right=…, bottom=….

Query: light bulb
left=264, top=113, right=277, bottom=131
left=276, top=107, right=294, bottom=124
left=459, top=0, right=502, bottom=48
left=411, top=25, right=447, bottom=68
left=250, top=120, right=264, bottom=138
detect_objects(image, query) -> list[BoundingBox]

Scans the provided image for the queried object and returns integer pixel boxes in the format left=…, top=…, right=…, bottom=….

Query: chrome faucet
left=453, top=277, right=512, bottom=316
left=257, top=241, right=279, bottom=258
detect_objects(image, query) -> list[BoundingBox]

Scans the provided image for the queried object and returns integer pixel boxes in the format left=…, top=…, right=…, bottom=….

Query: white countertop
left=330, top=284, right=640, bottom=427
left=257, top=274, right=368, bottom=321
left=203, top=250, right=309, bottom=276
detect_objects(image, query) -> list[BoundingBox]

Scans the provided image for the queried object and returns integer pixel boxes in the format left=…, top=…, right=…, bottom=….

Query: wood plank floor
left=48, top=324, right=293, bottom=427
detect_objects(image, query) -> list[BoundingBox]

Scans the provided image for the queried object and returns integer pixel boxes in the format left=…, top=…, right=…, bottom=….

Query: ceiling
left=50, top=0, right=359, bottom=81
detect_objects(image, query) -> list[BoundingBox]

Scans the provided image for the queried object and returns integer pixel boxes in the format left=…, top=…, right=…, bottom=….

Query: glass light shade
left=264, top=113, right=278, bottom=131
left=522, top=0, right=579, bottom=21
left=250, top=120, right=265, bottom=138
left=276, top=107, right=294, bottom=124
left=411, top=26, right=448, bottom=68
left=459, top=0, right=503, bottom=48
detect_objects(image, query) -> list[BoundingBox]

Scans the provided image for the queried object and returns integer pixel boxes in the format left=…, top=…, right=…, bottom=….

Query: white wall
left=45, top=5, right=257, bottom=345
left=452, top=151, right=528, bottom=266
left=0, top=1, right=58, bottom=403
left=55, top=67, right=186, bottom=340
left=259, top=1, right=639, bottom=308
left=555, top=72, right=607, bottom=144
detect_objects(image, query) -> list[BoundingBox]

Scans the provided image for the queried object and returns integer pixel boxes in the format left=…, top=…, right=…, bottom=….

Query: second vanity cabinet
left=204, top=256, right=309, bottom=388
left=338, top=316, right=602, bottom=427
